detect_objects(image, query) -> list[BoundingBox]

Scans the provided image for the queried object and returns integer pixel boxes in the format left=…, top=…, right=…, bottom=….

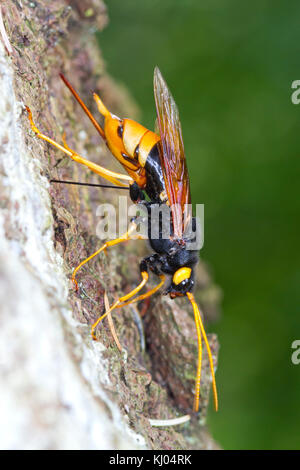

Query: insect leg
left=116, top=274, right=166, bottom=308
left=93, top=92, right=110, bottom=118
left=91, top=254, right=155, bottom=338
left=72, top=221, right=146, bottom=290
left=25, top=106, right=132, bottom=187
left=91, top=270, right=149, bottom=339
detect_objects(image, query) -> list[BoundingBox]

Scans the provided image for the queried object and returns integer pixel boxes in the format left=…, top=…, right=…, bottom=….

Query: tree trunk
left=0, top=0, right=221, bottom=450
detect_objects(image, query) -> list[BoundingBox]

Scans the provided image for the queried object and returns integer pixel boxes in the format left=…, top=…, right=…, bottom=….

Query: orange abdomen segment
left=137, top=130, right=161, bottom=167
left=123, top=119, right=149, bottom=157
left=104, top=117, right=130, bottom=166
left=103, top=115, right=147, bottom=187
left=98, top=96, right=160, bottom=188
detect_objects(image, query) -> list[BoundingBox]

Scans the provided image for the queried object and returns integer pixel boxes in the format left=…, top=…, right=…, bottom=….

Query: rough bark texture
left=0, top=0, right=221, bottom=450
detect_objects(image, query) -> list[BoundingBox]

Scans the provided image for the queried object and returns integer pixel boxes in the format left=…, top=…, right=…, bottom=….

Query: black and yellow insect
left=26, top=68, right=218, bottom=413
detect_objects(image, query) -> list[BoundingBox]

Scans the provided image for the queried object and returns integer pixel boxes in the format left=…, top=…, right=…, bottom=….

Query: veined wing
left=153, top=67, right=191, bottom=238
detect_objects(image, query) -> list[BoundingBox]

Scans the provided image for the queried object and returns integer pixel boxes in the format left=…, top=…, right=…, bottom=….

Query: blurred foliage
left=98, top=0, right=300, bottom=449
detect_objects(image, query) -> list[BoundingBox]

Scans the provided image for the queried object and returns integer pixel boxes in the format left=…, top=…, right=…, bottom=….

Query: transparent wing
left=153, top=67, right=191, bottom=238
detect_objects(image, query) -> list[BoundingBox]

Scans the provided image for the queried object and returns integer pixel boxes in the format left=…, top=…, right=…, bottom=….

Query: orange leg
left=72, top=223, right=146, bottom=290
left=116, top=274, right=165, bottom=308
left=25, top=106, right=132, bottom=187
left=95, top=274, right=165, bottom=348
left=91, top=271, right=149, bottom=339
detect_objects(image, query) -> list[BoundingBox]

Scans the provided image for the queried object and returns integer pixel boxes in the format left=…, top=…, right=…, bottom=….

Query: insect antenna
left=50, top=179, right=129, bottom=190
left=187, top=292, right=218, bottom=412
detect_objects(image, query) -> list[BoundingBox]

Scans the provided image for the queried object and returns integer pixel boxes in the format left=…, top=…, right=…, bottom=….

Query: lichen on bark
left=0, top=0, right=221, bottom=450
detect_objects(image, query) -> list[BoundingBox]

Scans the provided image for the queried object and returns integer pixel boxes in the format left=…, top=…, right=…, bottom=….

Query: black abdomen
left=144, top=143, right=165, bottom=203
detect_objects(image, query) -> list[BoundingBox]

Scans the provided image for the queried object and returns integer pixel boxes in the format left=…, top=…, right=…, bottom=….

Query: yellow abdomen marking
left=123, top=119, right=148, bottom=157
left=173, top=267, right=192, bottom=285
left=138, top=130, right=160, bottom=167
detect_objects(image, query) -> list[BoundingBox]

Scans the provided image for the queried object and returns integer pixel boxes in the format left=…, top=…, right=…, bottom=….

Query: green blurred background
left=98, top=0, right=300, bottom=449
